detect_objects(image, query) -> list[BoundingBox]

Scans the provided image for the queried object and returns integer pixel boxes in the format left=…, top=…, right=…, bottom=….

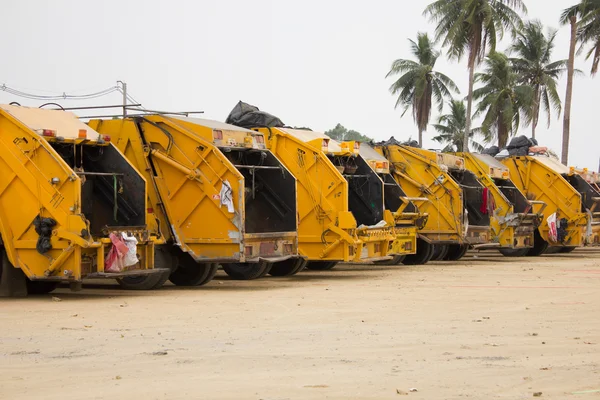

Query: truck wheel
left=402, top=239, right=434, bottom=265
left=269, top=258, right=308, bottom=277
left=560, top=246, right=576, bottom=253
left=544, top=247, right=562, bottom=254
left=499, top=248, right=530, bottom=257
left=169, top=252, right=218, bottom=286
left=222, top=260, right=272, bottom=280
left=526, top=231, right=548, bottom=257
left=443, top=244, right=469, bottom=261
left=374, top=255, right=406, bottom=265
left=305, top=261, right=338, bottom=271
left=430, top=244, right=450, bottom=261
left=26, top=280, right=59, bottom=295
left=117, top=246, right=175, bottom=290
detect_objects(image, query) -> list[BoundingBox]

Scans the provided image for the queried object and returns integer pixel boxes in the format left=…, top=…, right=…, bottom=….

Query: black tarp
left=226, top=101, right=285, bottom=129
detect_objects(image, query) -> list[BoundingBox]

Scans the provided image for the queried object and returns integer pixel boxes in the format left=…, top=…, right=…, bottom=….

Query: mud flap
left=0, top=251, right=27, bottom=297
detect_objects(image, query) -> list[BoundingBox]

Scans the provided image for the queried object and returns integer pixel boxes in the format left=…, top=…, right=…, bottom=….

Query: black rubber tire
left=560, top=246, right=577, bottom=253
left=117, top=245, right=175, bottom=290
left=26, top=280, right=59, bottom=295
left=402, top=239, right=434, bottom=265
left=443, top=244, right=469, bottom=261
left=526, top=230, right=549, bottom=257
left=305, top=261, right=338, bottom=271
left=269, top=258, right=308, bottom=277
left=430, top=244, right=450, bottom=261
left=544, top=247, right=562, bottom=254
left=169, top=251, right=218, bottom=286
left=222, top=260, right=273, bottom=280
left=499, top=248, right=530, bottom=257
left=374, top=255, right=406, bottom=265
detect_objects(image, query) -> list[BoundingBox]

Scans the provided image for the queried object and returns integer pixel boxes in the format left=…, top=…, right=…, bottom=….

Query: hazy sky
left=1, top=0, right=598, bottom=168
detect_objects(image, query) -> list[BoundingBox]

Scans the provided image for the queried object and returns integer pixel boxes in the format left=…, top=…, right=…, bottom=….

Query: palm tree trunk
left=562, top=16, right=577, bottom=165
left=464, top=66, right=475, bottom=152
left=418, top=128, right=423, bottom=147
left=532, top=88, right=541, bottom=139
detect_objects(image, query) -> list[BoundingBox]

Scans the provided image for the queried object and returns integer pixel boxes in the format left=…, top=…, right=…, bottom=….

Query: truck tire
left=499, top=248, right=530, bottom=257
left=430, top=244, right=450, bottom=261
left=117, top=246, right=175, bottom=290
left=560, top=246, right=576, bottom=253
left=269, top=258, right=308, bottom=277
left=222, top=260, right=272, bottom=280
left=526, top=230, right=548, bottom=257
left=26, top=280, right=59, bottom=295
left=402, top=239, right=434, bottom=265
left=169, top=253, right=218, bottom=286
left=374, top=255, right=406, bottom=265
left=305, top=261, right=338, bottom=271
left=443, top=244, right=469, bottom=261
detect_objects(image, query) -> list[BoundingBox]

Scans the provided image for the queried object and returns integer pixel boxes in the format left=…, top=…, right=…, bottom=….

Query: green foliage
left=432, top=100, right=485, bottom=152
left=561, top=0, right=600, bottom=75
left=325, top=123, right=373, bottom=142
left=509, top=20, right=568, bottom=134
left=473, top=52, right=535, bottom=148
left=386, top=33, right=459, bottom=144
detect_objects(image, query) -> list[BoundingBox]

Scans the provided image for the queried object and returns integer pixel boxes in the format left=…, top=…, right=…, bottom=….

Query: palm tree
left=386, top=32, right=459, bottom=147
left=560, top=0, right=600, bottom=164
left=562, top=0, right=600, bottom=75
left=424, top=0, right=527, bottom=151
left=432, top=100, right=485, bottom=152
left=473, top=52, right=535, bottom=148
left=509, top=20, right=569, bottom=139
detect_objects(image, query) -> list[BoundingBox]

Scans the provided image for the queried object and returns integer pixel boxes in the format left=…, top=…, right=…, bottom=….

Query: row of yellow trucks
left=0, top=102, right=598, bottom=296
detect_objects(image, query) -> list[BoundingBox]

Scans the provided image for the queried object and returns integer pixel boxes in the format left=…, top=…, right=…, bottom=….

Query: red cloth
left=480, top=187, right=489, bottom=214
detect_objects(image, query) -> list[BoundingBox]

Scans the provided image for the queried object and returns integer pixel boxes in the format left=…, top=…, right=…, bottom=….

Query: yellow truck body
left=252, top=127, right=396, bottom=269
left=90, top=116, right=300, bottom=280
left=0, top=105, right=161, bottom=296
left=500, top=156, right=588, bottom=254
left=458, top=153, right=544, bottom=256
left=375, top=144, right=470, bottom=261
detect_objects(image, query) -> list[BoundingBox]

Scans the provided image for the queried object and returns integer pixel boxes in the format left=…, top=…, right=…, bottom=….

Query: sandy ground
left=1, top=250, right=599, bottom=400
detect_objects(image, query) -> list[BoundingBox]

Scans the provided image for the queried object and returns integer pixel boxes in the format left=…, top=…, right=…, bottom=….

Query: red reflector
left=214, top=130, right=223, bottom=140
left=78, top=129, right=87, bottom=139
left=42, top=129, right=56, bottom=137
left=404, top=241, right=412, bottom=251
left=102, top=135, right=111, bottom=142
left=245, top=246, right=253, bottom=256
left=354, top=142, right=360, bottom=149
left=284, top=243, right=293, bottom=254
left=147, top=208, right=154, bottom=213
left=255, top=135, right=265, bottom=143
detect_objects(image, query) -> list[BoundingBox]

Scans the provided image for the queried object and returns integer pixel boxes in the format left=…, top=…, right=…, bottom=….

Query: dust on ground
left=1, top=250, right=599, bottom=399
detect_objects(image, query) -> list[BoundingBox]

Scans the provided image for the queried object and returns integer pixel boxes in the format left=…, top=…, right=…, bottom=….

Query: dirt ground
left=1, top=250, right=599, bottom=400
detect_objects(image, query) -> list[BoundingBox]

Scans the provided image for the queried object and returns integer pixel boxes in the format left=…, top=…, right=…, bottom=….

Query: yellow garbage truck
left=0, top=105, right=162, bottom=296
left=90, top=115, right=299, bottom=281
left=458, top=152, right=544, bottom=256
left=500, top=155, right=589, bottom=254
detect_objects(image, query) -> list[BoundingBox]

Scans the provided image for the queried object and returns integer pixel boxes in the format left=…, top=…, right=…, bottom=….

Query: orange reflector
left=42, top=129, right=56, bottom=137
left=78, top=129, right=87, bottom=139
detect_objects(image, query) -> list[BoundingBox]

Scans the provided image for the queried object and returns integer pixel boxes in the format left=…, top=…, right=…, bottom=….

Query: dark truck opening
left=224, top=149, right=296, bottom=234
left=381, top=174, right=417, bottom=221
left=493, top=178, right=531, bottom=213
left=51, top=143, right=146, bottom=235
left=449, top=170, right=491, bottom=228
left=329, top=155, right=384, bottom=226
left=564, top=174, right=600, bottom=212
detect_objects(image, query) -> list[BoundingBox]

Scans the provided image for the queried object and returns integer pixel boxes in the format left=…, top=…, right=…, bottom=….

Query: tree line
left=329, top=1, right=599, bottom=165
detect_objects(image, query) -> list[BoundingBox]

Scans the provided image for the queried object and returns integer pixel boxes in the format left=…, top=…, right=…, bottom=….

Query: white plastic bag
left=547, top=212, right=558, bottom=243
left=220, top=180, right=235, bottom=213
left=121, top=232, right=139, bottom=267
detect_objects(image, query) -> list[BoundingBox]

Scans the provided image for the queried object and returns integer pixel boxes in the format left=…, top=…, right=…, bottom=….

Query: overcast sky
left=1, top=0, right=597, bottom=168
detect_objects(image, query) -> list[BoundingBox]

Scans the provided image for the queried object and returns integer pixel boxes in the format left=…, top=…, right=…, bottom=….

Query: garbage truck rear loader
left=375, top=144, right=470, bottom=261
left=0, top=105, right=162, bottom=296
left=500, top=156, right=587, bottom=254
left=90, top=116, right=299, bottom=281
left=458, top=153, right=544, bottom=257
left=250, top=127, right=396, bottom=270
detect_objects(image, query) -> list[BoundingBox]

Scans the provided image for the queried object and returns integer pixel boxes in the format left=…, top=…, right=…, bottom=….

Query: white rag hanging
left=220, top=180, right=235, bottom=213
